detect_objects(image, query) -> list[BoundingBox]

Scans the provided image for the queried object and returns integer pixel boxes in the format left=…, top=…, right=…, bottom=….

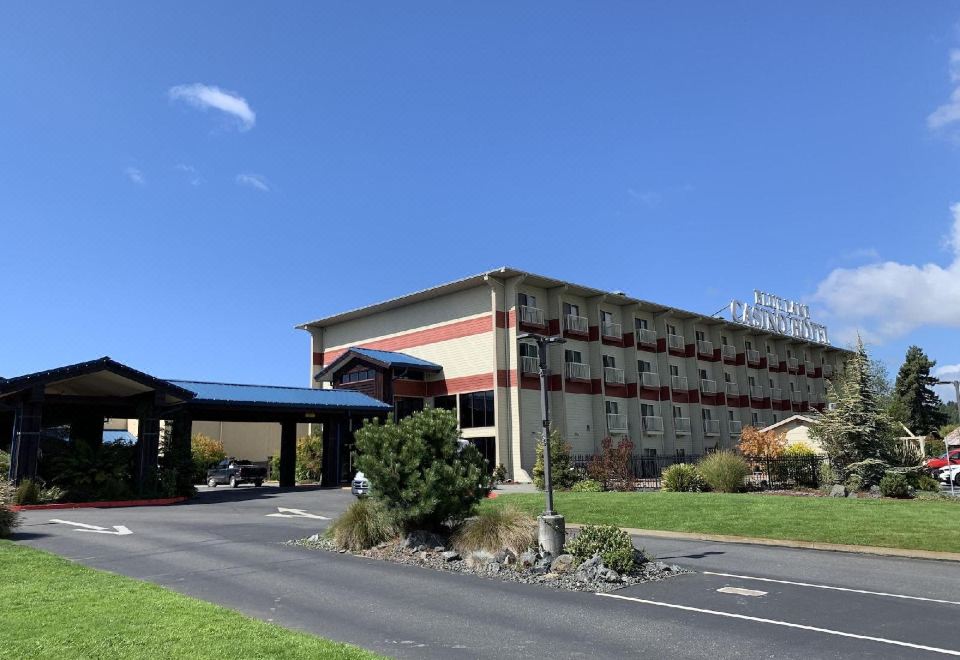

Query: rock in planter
left=441, top=550, right=460, bottom=562
left=550, top=554, right=576, bottom=574
left=519, top=550, right=538, bottom=568
left=494, top=549, right=516, bottom=565
left=829, top=484, right=846, bottom=498
left=466, top=550, right=495, bottom=569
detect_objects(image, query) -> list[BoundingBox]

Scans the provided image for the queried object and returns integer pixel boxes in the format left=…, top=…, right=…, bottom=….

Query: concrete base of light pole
left=538, top=514, right=566, bottom=557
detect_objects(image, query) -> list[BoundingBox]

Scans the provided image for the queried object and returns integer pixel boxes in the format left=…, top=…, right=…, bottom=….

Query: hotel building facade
left=299, top=268, right=848, bottom=482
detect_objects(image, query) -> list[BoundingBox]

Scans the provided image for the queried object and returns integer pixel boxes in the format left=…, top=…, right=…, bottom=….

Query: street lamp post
left=518, top=332, right=566, bottom=556
left=935, top=380, right=959, bottom=497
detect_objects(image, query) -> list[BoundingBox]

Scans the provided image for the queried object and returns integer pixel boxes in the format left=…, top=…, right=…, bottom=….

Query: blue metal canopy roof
left=168, top=380, right=391, bottom=411
left=349, top=348, right=442, bottom=370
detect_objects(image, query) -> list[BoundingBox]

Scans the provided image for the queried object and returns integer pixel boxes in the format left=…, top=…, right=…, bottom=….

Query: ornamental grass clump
left=452, top=506, right=537, bottom=557
left=571, top=479, right=604, bottom=492
left=327, top=497, right=398, bottom=551
left=661, top=463, right=704, bottom=492
left=698, top=451, right=751, bottom=493
left=0, top=482, right=20, bottom=538
left=565, top=524, right=638, bottom=574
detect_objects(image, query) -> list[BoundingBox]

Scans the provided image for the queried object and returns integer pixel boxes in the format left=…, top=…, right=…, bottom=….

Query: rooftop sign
left=729, top=291, right=829, bottom=345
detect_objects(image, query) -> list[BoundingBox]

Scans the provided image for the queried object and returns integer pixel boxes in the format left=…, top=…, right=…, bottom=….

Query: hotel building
left=298, top=268, right=848, bottom=482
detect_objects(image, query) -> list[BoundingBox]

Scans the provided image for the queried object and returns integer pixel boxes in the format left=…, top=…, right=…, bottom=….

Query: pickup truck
left=206, top=458, right=267, bottom=488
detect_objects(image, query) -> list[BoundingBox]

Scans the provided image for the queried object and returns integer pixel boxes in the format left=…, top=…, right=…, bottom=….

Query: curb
left=577, top=524, right=960, bottom=563
left=11, top=496, right=189, bottom=512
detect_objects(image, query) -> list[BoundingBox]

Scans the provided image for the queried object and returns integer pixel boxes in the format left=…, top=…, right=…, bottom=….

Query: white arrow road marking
left=49, top=519, right=133, bottom=535
left=717, top=587, right=767, bottom=597
left=265, top=508, right=330, bottom=520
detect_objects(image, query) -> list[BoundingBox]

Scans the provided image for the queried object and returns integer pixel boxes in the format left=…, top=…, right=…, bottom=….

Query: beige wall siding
left=190, top=421, right=310, bottom=464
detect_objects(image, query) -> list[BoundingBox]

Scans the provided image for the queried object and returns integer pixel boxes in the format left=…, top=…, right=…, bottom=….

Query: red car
left=926, top=448, right=960, bottom=470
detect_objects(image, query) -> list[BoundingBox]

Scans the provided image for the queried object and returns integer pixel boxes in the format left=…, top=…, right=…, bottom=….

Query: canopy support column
left=279, top=419, right=297, bottom=487
left=9, top=386, right=43, bottom=484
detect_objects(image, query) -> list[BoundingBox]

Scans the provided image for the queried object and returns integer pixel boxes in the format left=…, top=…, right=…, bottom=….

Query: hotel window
left=603, top=355, right=616, bottom=368
left=721, top=335, right=728, bottom=344
left=699, top=368, right=708, bottom=380
left=432, top=395, right=457, bottom=412
left=787, top=349, right=793, bottom=358
left=638, top=359, right=653, bottom=373
left=728, top=410, right=736, bottom=422
left=606, top=400, right=620, bottom=415
left=565, top=349, right=582, bottom=364
left=745, top=340, right=753, bottom=350
left=773, top=415, right=779, bottom=423
left=751, top=412, right=760, bottom=426
left=702, top=409, right=713, bottom=421
left=766, top=343, right=773, bottom=353
left=601, top=310, right=614, bottom=324
left=695, top=330, right=706, bottom=342
left=519, top=342, right=539, bottom=359
left=641, top=403, right=656, bottom=417
left=676, top=448, right=686, bottom=457
left=669, top=364, right=680, bottom=377
left=459, top=391, right=495, bottom=428
left=724, top=372, right=733, bottom=383
left=672, top=405, right=683, bottom=418
left=563, top=302, right=580, bottom=317
left=341, top=369, right=375, bottom=384
left=518, top=292, right=537, bottom=309
left=666, top=323, right=678, bottom=335
left=769, top=378, right=774, bottom=388
left=644, top=448, right=657, bottom=457
left=748, top=375, right=756, bottom=386
left=790, top=382, right=795, bottom=392
left=635, top=318, right=648, bottom=331
left=395, top=397, right=424, bottom=421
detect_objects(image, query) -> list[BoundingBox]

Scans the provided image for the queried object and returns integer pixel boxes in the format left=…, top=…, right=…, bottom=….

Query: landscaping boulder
left=441, top=550, right=460, bottom=562
left=550, top=554, right=576, bottom=574
left=574, top=555, right=603, bottom=583
left=466, top=550, right=495, bottom=569
left=403, top=530, right=447, bottom=549
left=519, top=550, right=538, bottom=568
left=829, top=484, right=846, bottom=498
left=494, top=549, right=517, bottom=565
left=867, top=485, right=882, bottom=499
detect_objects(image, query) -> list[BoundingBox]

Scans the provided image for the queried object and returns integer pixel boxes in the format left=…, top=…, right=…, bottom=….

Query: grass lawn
left=484, top=491, right=960, bottom=553
left=0, top=541, right=382, bottom=660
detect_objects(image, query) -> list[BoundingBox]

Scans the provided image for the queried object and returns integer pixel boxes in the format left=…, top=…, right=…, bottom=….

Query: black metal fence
left=570, top=453, right=828, bottom=491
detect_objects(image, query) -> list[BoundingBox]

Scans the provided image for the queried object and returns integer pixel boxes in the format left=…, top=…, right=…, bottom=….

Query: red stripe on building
left=425, top=373, right=496, bottom=396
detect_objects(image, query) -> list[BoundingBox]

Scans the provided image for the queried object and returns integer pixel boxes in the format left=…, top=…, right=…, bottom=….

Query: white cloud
left=175, top=164, right=202, bottom=186
left=168, top=83, right=256, bottom=131
left=813, top=204, right=960, bottom=343
left=927, top=50, right=960, bottom=130
left=124, top=167, right=145, bottom=185
left=235, top=173, right=270, bottom=192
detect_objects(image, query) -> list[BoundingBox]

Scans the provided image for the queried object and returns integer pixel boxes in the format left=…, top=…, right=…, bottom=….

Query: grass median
left=483, top=491, right=960, bottom=554
left=0, top=541, right=382, bottom=660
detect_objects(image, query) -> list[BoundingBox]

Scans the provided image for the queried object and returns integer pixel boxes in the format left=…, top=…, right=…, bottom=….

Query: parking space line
left=597, top=593, right=960, bottom=656
left=703, top=571, right=960, bottom=606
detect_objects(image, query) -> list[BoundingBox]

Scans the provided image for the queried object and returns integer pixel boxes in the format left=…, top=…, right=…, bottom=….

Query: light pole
left=936, top=380, right=960, bottom=496
left=518, top=332, right=566, bottom=556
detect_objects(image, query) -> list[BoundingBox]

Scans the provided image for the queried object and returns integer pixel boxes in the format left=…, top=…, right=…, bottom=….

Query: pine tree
left=892, top=346, right=948, bottom=435
left=811, top=337, right=895, bottom=467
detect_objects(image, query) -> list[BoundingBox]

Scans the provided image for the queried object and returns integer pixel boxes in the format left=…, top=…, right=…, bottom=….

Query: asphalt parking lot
left=12, top=487, right=960, bottom=659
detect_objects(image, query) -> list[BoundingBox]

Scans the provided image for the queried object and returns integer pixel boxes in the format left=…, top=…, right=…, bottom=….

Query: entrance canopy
left=2, top=357, right=390, bottom=489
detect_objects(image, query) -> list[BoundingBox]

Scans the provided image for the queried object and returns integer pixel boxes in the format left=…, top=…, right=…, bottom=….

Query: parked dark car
left=206, top=458, right=267, bottom=488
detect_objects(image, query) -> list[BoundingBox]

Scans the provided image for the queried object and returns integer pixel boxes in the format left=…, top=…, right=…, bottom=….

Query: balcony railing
left=520, top=305, right=545, bottom=327
left=606, top=413, right=628, bottom=432
left=746, top=349, right=761, bottom=365
left=822, top=364, right=834, bottom=378
left=791, top=391, right=802, bottom=403
left=674, top=417, right=692, bottom=434
left=671, top=375, right=689, bottom=391
left=565, top=362, right=590, bottom=380
left=642, top=415, right=664, bottom=433
left=520, top=356, right=539, bottom=375
left=696, top=339, right=714, bottom=356
left=601, top=321, right=622, bottom=340
left=750, top=385, right=765, bottom=399
left=604, top=366, right=625, bottom=385
left=703, top=419, right=721, bottom=436
left=641, top=371, right=660, bottom=388
left=700, top=379, right=717, bottom=395
left=667, top=333, right=685, bottom=350
left=565, top=314, right=588, bottom=334
left=637, top=328, right=657, bottom=346
left=770, top=387, right=783, bottom=401
left=767, top=353, right=779, bottom=368
left=804, top=361, right=815, bottom=374
left=725, top=382, right=739, bottom=397
left=787, top=357, right=799, bottom=371
left=721, top=344, right=737, bottom=360
left=728, top=420, right=743, bottom=435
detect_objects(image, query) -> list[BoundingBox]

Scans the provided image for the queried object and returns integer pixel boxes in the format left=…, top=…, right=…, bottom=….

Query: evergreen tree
left=892, top=346, right=948, bottom=435
left=811, top=337, right=895, bottom=467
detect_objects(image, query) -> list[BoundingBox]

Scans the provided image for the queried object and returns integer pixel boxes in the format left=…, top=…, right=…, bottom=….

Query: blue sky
left=3, top=2, right=960, bottom=399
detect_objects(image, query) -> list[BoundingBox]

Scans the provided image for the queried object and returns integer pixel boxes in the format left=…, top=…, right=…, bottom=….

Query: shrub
left=774, top=444, right=822, bottom=488
left=845, top=474, right=864, bottom=492
left=533, top=429, right=577, bottom=490
left=571, top=479, right=604, bottom=492
left=661, top=463, right=704, bottom=492
left=738, top=426, right=786, bottom=458
left=698, top=451, right=751, bottom=493
left=327, top=498, right=397, bottom=551
left=48, top=440, right=136, bottom=502
left=0, top=450, right=9, bottom=477
left=888, top=442, right=923, bottom=467
left=844, top=458, right=889, bottom=490
left=452, top=506, right=537, bottom=556
left=783, top=442, right=816, bottom=457
left=587, top=437, right=635, bottom=491
left=295, top=432, right=324, bottom=482
left=0, top=482, right=19, bottom=538
left=13, top=480, right=39, bottom=505
left=819, top=461, right=838, bottom=487
left=879, top=472, right=913, bottom=499
left=924, top=436, right=946, bottom=458
left=565, top=524, right=636, bottom=574
left=493, top=464, right=508, bottom=485
left=354, top=408, right=492, bottom=531
left=191, top=434, right=226, bottom=484
left=915, top=473, right=941, bottom=492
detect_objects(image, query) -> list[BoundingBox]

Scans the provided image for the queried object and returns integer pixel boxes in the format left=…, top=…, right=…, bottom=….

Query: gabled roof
left=168, top=380, right=391, bottom=411
left=760, top=414, right=816, bottom=432
left=0, top=357, right=196, bottom=402
left=314, top=347, right=442, bottom=380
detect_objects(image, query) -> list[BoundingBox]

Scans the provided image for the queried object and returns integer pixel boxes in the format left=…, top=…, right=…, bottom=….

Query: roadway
left=12, top=487, right=960, bottom=659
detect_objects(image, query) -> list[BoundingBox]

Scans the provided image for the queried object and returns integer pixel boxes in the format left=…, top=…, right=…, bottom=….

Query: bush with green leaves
left=13, top=479, right=39, bottom=505
left=532, top=428, right=577, bottom=491
left=0, top=450, right=9, bottom=478
left=48, top=440, right=136, bottom=502
left=843, top=458, right=889, bottom=490
left=879, top=472, right=913, bottom=499
left=698, top=451, right=751, bottom=493
left=772, top=444, right=822, bottom=488
left=452, top=506, right=537, bottom=556
left=327, top=497, right=397, bottom=551
left=0, top=482, right=19, bottom=538
left=492, top=464, right=508, bottom=485
left=915, top=473, right=942, bottom=492
left=661, top=463, right=704, bottom=492
left=565, top=524, right=637, bottom=574
left=354, top=408, right=492, bottom=532
left=819, top=461, right=839, bottom=488
left=191, top=433, right=226, bottom=484
left=268, top=433, right=326, bottom=483
left=571, top=479, right=604, bottom=492
left=587, top=437, right=635, bottom=491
